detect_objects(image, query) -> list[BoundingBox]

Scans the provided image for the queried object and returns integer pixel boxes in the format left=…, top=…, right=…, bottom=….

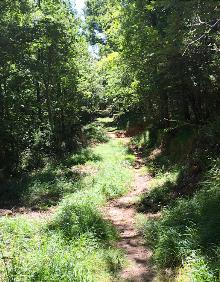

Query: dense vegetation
left=0, top=0, right=101, bottom=179
left=86, top=0, right=220, bottom=126
left=134, top=120, right=220, bottom=280
left=0, top=118, right=134, bottom=281
left=86, top=0, right=220, bottom=280
left=0, top=0, right=220, bottom=280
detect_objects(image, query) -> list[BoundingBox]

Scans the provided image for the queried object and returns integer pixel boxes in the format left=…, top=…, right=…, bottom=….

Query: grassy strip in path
left=0, top=125, right=134, bottom=281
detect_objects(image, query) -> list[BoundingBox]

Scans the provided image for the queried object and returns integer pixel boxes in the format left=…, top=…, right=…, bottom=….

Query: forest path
left=104, top=132, right=155, bottom=282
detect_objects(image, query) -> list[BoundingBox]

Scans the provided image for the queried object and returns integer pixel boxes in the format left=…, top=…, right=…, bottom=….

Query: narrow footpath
left=104, top=132, right=155, bottom=282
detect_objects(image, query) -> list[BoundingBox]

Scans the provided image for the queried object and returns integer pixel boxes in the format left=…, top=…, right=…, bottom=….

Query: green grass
left=49, top=194, right=118, bottom=241
left=96, top=117, right=118, bottom=132
left=83, top=120, right=110, bottom=143
left=138, top=168, right=181, bottom=212
left=0, top=217, right=124, bottom=282
left=0, top=122, right=134, bottom=281
left=63, top=148, right=102, bottom=166
left=0, top=148, right=100, bottom=209
left=0, top=118, right=110, bottom=210
left=91, top=139, right=134, bottom=199
left=131, top=129, right=150, bottom=150
left=141, top=158, right=220, bottom=280
left=134, top=119, right=220, bottom=280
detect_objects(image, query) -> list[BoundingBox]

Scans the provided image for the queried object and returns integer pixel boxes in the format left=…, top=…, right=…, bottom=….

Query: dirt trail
left=104, top=133, right=155, bottom=282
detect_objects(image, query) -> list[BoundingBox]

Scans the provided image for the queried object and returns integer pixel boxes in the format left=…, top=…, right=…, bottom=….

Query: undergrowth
left=143, top=158, right=220, bottom=280
left=0, top=119, right=110, bottom=209
left=0, top=217, right=123, bottom=282
left=0, top=120, right=134, bottom=281
left=136, top=119, right=220, bottom=281
left=138, top=169, right=180, bottom=212
left=0, top=148, right=101, bottom=209
left=83, top=120, right=110, bottom=144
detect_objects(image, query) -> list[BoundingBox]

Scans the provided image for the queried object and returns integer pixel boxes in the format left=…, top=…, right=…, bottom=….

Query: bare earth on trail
left=104, top=132, right=155, bottom=282
left=0, top=207, right=55, bottom=220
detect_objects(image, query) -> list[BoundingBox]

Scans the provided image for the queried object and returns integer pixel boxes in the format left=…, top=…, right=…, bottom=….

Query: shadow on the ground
left=0, top=148, right=102, bottom=210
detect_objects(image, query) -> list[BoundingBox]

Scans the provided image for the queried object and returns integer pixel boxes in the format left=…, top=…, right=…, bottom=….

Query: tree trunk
left=44, top=80, right=54, bottom=131
left=0, top=83, right=4, bottom=119
left=160, top=91, right=169, bottom=128
left=35, top=81, right=42, bottom=124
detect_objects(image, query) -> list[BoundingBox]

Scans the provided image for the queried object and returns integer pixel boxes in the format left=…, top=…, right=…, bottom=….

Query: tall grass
left=0, top=217, right=123, bottom=282
left=135, top=120, right=220, bottom=280
left=138, top=168, right=180, bottom=212
left=142, top=158, right=220, bottom=280
left=0, top=126, right=134, bottom=281
left=0, top=148, right=102, bottom=209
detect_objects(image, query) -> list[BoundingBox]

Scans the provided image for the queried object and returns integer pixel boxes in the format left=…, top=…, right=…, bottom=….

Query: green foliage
left=138, top=169, right=180, bottom=212
left=0, top=129, right=132, bottom=281
left=0, top=217, right=123, bottom=282
left=131, top=130, right=150, bottom=150
left=2, top=0, right=220, bottom=280
left=1, top=124, right=133, bottom=210
left=178, top=253, right=216, bottom=282
left=63, top=148, right=102, bottom=166
left=85, top=0, right=121, bottom=52
left=21, top=165, right=79, bottom=208
left=0, top=0, right=101, bottom=176
left=83, top=121, right=109, bottom=143
left=0, top=163, right=79, bottom=209
left=69, top=139, right=134, bottom=202
left=86, top=0, right=220, bottom=130
left=91, top=139, right=134, bottom=197
left=49, top=194, right=117, bottom=241
left=136, top=121, right=220, bottom=278
left=142, top=158, right=220, bottom=278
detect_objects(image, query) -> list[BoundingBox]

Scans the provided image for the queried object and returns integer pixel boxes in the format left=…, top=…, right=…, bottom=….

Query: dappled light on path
left=104, top=132, right=155, bottom=281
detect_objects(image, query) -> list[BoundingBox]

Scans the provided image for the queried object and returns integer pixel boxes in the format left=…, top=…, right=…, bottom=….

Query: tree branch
left=182, top=19, right=220, bottom=56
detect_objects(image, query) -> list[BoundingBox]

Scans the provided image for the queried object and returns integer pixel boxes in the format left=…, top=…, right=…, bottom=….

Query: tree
left=0, top=0, right=98, bottom=174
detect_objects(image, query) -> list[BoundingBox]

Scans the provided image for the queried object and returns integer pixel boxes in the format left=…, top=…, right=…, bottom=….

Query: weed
left=49, top=193, right=118, bottom=241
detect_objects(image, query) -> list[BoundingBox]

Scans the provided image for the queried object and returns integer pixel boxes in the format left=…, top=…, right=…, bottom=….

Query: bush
left=84, top=122, right=109, bottom=143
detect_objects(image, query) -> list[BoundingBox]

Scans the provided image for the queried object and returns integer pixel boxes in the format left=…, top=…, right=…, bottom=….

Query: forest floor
left=0, top=119, right=157, bottom=281
left=104, top=131, right=155, bottom=282
left=1, top=119, right=219, bottom=281
left=12, top=126, right=156, bottom=282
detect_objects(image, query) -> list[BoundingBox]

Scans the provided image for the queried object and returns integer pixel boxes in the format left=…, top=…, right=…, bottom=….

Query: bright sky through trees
left=71, top=0, right=85, bottom=14
left=1, top=1, right=220, bottom=281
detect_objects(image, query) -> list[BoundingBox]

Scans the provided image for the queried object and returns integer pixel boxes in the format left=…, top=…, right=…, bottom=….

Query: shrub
left=84, top=122, right=109, bottom=143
